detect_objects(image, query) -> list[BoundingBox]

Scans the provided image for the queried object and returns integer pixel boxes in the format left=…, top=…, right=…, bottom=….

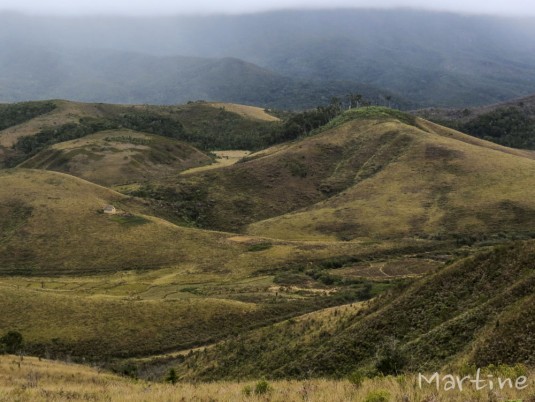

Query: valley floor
left=0, top=356, right=532, bottom=402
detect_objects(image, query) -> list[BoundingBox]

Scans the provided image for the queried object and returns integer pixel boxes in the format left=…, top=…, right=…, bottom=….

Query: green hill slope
left=170, top=240, right=535, bottom=380
left=145, top=107, right=535, bottom=241
left=0, top=164, right=465, bottom=363
left=0, top=99, right=282, bottom=168
left=0, top=169, right=246, bottom=275
left=18, top=130, right=212, bottom=186
left=0, top=166, right=447, bottom=277
left=0, top=101, right=57, bottom=132
left=1, top=168, right=409, bottom=358
left=247, top=113, right=535, bottom=241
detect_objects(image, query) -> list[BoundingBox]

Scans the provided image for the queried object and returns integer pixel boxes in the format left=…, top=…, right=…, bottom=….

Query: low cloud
left=0, top=0, right=534, bottom=16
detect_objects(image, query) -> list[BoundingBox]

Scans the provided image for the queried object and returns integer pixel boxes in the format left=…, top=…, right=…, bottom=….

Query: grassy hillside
left=0, top=168, right=450, bottom=360
left=18, top=130, right=213, bottom=186
left=247, top=112, right=535, bottom=241
left=0, top=100, right=110, bottom=150
left=0, top=101, right=56, bottom=132
left=0, top=100, right=282, bottom=168
left=0, top=167, right=443, bottom=276
left=139, top=107, right=535, bottom=240
left=168, top=240, right=535, bottom=380
left=1, top=102, right=533, bottom=393
left=0, top=169, right=249, bottom=276
left=2, top=356, right=531, bottom=402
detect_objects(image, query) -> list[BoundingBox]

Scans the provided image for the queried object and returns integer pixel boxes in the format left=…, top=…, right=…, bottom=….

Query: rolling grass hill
left=143, top=107, right=535, bottom=241
left=0, top=100, right=114, bottom=149
left=0, top=169, right=244, bottom=276
left=0, top=101, right=533, bottom=395
left=168, top=240, right=535, bottom=380
left=0, top=99, right=283, bottom=169
left=18, top=130, right=213, bottom=186
left=0, top=168, right=448, bottom=360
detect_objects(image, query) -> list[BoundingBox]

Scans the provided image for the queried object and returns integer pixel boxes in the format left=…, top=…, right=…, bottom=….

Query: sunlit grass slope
left=153, top=108, right=535, bottom=237
left=205, top=102, right=280, bottom=122
left=244, top=109, right=535, bottom=240
left=0, top=168, right=244, bottom=275
left=18, top=130, right=212, bottom=186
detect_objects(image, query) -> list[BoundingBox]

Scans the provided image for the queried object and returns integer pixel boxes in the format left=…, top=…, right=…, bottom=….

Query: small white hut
left=103, top=205, right=117, bottom=214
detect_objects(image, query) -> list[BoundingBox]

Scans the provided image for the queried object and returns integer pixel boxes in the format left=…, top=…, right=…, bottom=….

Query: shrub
left=247, top=243, right=273, bottom=252
left=364, top=390, right=391, bottom=402
left=254, top=380, right=271, bottom=395
left=375, top=337, right=407, bottom=375
left=242, top=385, right=253, bottom=396
left=1, top=331, right=23, bottom=354
left=165, top=368, right=178, bottom=384
left=347, top=369, right=366, bottom=388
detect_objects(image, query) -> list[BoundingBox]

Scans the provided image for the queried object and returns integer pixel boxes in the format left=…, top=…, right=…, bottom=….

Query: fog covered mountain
left=1, top=9, right=535, bottom=108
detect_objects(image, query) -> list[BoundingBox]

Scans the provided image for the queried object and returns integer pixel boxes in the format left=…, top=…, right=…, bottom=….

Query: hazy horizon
left=1, top=0, right=535, bottom=17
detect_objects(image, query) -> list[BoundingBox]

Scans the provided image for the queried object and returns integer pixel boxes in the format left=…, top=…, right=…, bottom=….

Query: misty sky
left=1, top=0, right=535, bottom=16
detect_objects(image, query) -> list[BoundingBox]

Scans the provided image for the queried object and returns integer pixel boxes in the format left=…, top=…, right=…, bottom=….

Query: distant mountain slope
left=2, top=10, right=535, bottom=107
left=0, top=40, right=404, bottom=110
left=415, top=93, right=535, bottom=149
left=149, top=108, right=535, bottom=239
left=416, top=93, right=535, bottom=121
left=173, top=240, right=535, bottom=380
left=18, top=130, right=213, bottom=186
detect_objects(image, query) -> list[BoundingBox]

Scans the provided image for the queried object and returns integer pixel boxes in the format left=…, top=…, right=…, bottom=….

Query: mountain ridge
left=0, top=40, right=406, bottom=109
left=2, top=9, right=535, bottom=107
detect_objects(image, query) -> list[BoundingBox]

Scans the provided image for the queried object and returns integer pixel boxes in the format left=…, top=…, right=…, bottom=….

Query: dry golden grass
left=207, top=102, right=280, bottom=122
left=0, top=355, right=532, bottom=402
left=180, top=150, right=251, bottom=175
left=0, top=168, right=435, bottom=276
left=0, top=169, right=245, bottom=275
left=246, top=117, right=535, bottom=240
left=19, top=129, right=212, bottom=186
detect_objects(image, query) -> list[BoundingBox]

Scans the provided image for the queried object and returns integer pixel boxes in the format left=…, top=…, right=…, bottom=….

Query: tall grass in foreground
left=0, top=356, right=533, bottom=401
